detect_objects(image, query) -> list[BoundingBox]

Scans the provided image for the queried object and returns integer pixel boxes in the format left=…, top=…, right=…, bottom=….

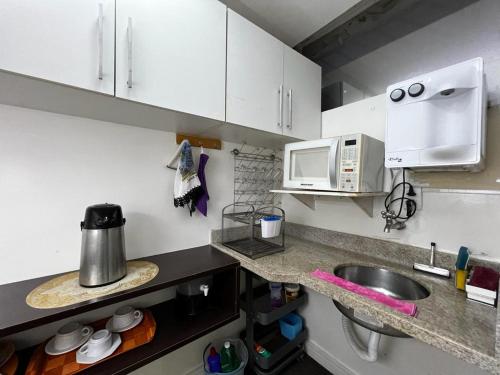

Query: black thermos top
left=81, top=203, right=126, bottom=230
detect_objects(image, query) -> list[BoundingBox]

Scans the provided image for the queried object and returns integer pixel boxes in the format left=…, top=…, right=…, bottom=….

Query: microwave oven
left=283, top=134, right=385, bottom=192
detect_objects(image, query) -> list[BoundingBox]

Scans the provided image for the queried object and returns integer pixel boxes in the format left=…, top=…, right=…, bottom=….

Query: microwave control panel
left=339, top=135, right=361, bottom=191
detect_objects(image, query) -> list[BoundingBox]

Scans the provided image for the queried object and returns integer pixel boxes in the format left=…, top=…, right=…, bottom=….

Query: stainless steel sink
left=332, top=265, right=430, bottom=337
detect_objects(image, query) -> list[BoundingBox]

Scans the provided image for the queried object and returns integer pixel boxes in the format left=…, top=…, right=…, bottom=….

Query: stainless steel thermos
left=79, top=203, right=127, bottom=287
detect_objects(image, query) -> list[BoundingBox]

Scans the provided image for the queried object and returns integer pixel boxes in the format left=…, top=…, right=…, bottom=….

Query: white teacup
left=54, top=322, right=91, bottom=351
left=111, top=306, right=141, bottom=331
left=80, top=330, right=112, bottom=358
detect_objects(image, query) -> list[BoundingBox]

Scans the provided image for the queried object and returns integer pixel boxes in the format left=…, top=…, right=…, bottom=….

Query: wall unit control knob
left=390, top=88, right=405, bottom=102
left=408, top=83, right=425, bottom=97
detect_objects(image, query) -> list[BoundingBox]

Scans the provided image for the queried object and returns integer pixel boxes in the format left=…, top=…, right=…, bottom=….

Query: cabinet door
left=226, top=9, right=284, bottom=134
left=116, top=0, right=226, bottom=122
left=0, top=0, right=114, bottom=95
left=283, top=47, right=322, bottom=140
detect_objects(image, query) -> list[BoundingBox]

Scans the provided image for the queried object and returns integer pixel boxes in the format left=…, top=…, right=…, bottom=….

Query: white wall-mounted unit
left=385, top=57, right=486, bottom=171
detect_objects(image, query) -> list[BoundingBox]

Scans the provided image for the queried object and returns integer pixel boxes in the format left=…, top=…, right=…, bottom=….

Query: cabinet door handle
left=287, top=89, right=293, bottom=129
left=127, top=17, right=133, bottom=88
left=278, top=85, right=283, bottom=128
left=97, top=3, right=104, bottom=80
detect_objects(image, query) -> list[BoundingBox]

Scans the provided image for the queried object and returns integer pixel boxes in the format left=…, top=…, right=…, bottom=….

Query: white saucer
left=105, top=310, right=143, bottom=333
left=76, top=333, right=121, bottom=364
left=45, top=327, right=94, bottom=356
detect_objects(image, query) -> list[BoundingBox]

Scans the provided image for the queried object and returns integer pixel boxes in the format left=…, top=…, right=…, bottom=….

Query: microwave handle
left=329, top=139, right=340, bottom=189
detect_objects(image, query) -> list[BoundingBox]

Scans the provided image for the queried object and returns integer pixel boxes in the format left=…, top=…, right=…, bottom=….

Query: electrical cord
left=384, top=168, right=417, bottom=222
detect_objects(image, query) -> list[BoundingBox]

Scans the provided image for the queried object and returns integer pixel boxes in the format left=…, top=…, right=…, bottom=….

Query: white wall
left=322, top=94, right=386, bottom=141
left=0, top=104, right=244, bottom=374
left=0, top=104, right=236, bottom=284
left=324, top=0, right=500, bottom=106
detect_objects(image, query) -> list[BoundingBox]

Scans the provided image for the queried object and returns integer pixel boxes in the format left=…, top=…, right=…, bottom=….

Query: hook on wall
left=175, top=133, right=221, bottom=151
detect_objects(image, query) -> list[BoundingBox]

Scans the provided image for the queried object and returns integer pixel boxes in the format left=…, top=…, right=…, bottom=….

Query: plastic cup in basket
left=261, top=215, right=282, bottom=238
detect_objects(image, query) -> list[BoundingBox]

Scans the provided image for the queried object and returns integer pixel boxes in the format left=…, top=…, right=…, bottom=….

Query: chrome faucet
left=381, top=210, right=406, bottom=233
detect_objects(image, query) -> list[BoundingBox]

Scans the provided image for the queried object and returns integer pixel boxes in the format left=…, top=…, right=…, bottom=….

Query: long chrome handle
left=329, top=138, right=340, bottom=189
left=127, top=17, right=133, bottom=88
left=97, top=3, right=103, bottom=80
left=278, top=85, right=283, bottom=128
left=286, top=89, right=293, bottom=129
left=430, top=242, right=436, bottom=266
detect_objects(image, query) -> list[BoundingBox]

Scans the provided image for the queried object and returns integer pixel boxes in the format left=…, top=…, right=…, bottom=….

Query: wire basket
left=221, top=203, right=285, bottom=259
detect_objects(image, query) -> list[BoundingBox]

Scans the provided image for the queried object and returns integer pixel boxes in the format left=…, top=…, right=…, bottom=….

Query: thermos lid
left=81, top=203, right=126, bottom=230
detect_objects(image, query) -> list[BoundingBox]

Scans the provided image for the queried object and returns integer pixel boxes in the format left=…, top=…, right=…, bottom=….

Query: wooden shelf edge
left=17, top=299, right=241, bottom=375
left=0, top=246, right=240, bottom=338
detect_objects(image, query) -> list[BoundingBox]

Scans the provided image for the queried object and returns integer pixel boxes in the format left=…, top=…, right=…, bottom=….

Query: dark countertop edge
left=210, top=241, right=499, bottom=374
left=0, top=245, right=240, bottom=337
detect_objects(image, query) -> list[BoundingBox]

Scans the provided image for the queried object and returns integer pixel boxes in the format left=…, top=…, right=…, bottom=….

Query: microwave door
left=286, top=139, right=338, bottom=190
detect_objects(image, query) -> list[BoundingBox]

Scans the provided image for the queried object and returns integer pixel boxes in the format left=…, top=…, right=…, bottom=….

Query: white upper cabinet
left=227, top=9, right=321, bottom=140
left=283, top=47, right=322, bottom=140
left=115, top=0, right=226, bottom=122
left=226, top=9, right=285, bottom=135
left=0, top=0, right=115, bottom=95
left=0, top=1, right=319, bottom=142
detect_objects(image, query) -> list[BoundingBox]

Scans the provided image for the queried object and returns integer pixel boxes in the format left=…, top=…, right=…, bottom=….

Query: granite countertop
left=211, top=235, right=498, bottom=373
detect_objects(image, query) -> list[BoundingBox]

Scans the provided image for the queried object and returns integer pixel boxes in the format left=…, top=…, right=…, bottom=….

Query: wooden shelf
left=17, top=299, right=240, bottom=375
left=271, top=189, right=386, bottom=217
left=0, top=245, right=239, bottom=338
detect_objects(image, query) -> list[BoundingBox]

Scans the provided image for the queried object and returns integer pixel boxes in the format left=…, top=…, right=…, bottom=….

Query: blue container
left=279, top=313, right=303, bottom=340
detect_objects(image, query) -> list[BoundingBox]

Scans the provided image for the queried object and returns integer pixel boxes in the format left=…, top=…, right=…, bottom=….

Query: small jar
left=284, top=283, right=300, bottom=303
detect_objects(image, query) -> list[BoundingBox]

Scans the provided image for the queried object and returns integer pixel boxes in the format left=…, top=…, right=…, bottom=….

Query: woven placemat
left=26, top=261, right=159, bottom=309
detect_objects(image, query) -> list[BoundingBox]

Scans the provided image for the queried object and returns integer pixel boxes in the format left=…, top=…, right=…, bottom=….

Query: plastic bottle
left=269, top=282, right=283, bottom=309
left=220, top=341, right=239, bottom=372
left=254, top=343, right=271, bottom=358
left=207, top=346, right=222, bottom=373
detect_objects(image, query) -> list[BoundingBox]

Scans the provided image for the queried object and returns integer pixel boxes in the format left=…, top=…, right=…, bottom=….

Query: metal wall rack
left=231, top=147, right=282, bottom=207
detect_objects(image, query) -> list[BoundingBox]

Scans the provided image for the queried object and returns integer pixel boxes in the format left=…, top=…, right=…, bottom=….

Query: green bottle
left=220, top=341, right=239, bottom=372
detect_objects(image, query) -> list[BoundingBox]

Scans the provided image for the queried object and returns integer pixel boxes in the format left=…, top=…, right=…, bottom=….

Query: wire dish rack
left=222, top=203, right=285, bottom=259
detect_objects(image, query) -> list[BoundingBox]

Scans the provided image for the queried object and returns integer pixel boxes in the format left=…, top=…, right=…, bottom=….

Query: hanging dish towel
left=173, top=141, right=202, bottom=214
left=195, top=152, right=210, bottom=216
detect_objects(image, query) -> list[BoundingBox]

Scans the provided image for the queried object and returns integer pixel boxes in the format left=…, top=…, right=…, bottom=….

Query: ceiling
left=300, top=0, right=479, bottom=75
left=221, top=0, right=363, bottom=47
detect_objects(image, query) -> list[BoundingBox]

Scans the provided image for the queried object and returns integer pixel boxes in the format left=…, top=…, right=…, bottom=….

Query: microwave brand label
left=388, top=157, right=402, bottom=162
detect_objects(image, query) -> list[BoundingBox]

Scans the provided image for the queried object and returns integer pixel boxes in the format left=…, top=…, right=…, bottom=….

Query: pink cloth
left=311, top=268, right=418, bottom=317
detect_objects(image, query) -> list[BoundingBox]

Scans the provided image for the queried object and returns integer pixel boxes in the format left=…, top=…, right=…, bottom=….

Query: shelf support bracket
left=291, top=193, right=316, bottom=210
left=351, top=196, right=374, bottom=217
